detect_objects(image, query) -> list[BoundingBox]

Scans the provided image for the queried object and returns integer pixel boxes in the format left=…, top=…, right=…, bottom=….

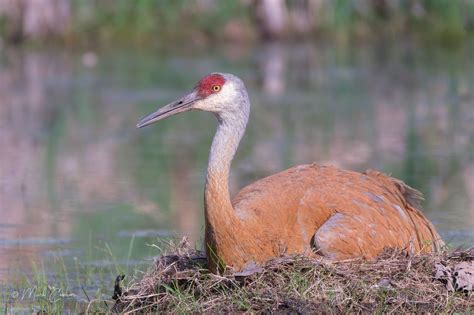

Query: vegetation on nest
left=112, top=238, right=473, bottom=314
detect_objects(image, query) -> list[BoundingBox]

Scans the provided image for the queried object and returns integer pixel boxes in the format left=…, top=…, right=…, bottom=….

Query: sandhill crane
left=137, top=73, right=444, bottom=272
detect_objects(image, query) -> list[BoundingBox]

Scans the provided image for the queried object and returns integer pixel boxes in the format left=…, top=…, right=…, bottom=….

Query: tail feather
left=391, top=178, right=445, bottom=253
left=365, top=169, right=444, bottom=253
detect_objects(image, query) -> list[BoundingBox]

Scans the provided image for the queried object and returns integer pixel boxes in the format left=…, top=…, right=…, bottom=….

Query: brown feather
left=204, top=164, right=444, bottom=271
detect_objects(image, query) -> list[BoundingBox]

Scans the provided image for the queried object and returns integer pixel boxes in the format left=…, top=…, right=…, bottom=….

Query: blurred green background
left=1, top=0, right=474, bottom=46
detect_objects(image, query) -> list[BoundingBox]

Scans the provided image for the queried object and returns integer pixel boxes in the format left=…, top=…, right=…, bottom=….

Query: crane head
left=137, top=73, right=249, bottom=128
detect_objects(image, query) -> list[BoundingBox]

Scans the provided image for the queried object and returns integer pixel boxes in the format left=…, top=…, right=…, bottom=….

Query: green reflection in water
left=73, top=204, right=161, bottom=260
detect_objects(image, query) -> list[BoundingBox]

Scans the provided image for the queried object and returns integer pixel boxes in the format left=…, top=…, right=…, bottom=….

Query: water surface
left=0, top=41, right=473, bottom=288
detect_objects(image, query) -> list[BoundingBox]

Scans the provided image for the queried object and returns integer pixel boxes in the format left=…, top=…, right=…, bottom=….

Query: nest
left=113, top=238, right=474, bottom=313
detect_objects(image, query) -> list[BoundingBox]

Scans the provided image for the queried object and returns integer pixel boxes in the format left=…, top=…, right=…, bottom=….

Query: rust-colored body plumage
left=205, top=164, right=443, bottom=271
left=137, top=72, right=444, bottom=273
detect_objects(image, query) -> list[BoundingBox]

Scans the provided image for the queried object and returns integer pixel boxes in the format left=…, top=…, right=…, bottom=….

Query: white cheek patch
left=211, top=83, right=235, bottom=108
left=195, top=83, right=236, bottom=112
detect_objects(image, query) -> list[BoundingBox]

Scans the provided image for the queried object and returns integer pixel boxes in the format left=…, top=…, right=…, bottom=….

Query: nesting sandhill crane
left=137, top=73, right=444, bottom=272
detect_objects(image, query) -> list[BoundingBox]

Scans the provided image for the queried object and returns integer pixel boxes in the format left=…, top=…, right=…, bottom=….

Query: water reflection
left=0, top=42, right=473, bottom=281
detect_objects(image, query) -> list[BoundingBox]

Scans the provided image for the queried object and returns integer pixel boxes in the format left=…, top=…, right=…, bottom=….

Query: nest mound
left=113, top=239, right=473, bottom=313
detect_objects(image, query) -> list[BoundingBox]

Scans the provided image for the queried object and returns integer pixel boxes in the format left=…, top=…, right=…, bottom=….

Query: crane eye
left=211, top=85, right=221, bottom=92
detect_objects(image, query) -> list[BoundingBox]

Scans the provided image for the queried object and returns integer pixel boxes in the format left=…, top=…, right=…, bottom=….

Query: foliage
left=1, top=0, right=473, bottom=46
left=1, top=237, right=150, bottom=313
left=67, top=0, right=251, bottom=45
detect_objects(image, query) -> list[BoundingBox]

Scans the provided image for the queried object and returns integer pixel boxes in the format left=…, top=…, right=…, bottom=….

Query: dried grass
left=113, top=239, right=473, bottom=314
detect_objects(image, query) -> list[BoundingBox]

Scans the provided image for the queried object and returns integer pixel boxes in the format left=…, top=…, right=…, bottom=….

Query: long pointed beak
left=137, top=90, right=200, bottom=128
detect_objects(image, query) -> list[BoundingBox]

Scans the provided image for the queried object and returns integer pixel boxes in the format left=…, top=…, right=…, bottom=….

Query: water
left=0, top=41, right=473, bottom=293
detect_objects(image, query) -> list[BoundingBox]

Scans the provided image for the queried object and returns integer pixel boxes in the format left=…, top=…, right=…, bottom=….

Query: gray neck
left=202, top=80, right=250, bottom=265
left=203, top=110, right=248, bottom=268
left=203, top=79, right=251, bottom=233
left=205, top=111, right=248, bottom=198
